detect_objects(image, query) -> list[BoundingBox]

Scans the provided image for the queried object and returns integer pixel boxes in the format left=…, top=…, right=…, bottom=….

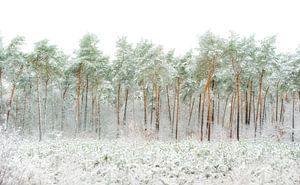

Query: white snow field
left=1, top=130, right=300, bottom=185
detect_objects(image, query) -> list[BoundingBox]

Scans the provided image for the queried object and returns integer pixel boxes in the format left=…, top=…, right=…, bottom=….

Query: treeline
left=0, top=31, right=299, bottom=141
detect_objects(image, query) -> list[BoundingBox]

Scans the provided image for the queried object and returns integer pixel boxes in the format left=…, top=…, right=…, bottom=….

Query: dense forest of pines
left=0, top=31, right=299, bottom=141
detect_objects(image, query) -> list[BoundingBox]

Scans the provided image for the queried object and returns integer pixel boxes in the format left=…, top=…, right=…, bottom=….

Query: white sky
left=1, top=0, right=300, bottom=56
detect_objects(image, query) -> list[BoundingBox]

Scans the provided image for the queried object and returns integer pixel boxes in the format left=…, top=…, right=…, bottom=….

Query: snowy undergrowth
left=1, top=132, right=300, bottom=185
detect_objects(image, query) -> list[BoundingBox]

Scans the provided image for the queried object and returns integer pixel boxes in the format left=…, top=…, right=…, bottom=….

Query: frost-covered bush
left=1, top=130, right=300, bottom=185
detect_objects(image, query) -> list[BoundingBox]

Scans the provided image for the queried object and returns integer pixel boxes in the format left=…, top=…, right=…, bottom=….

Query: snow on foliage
left=1, top=129, right=300, bottom=185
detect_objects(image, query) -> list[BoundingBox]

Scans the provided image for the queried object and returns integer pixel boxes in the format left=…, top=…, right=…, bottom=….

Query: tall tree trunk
left=236, top=74, right=240, bottom=141
left=166, top=85, right=172, bottom=126
left=143, top=86, right=147, bottom=131
left=123, top=88, right=129, bottom=125
left=201, top=90, right=206, bottom=141
left=245, top=82, right=249, bottom=125
left=207, top=78, right=212, bottom=142
left=97, top=95, right=101, bottom=139
left=83, top=76, right=89, bottom=131
left=197, top=93, right=202, bottom=133
left=255, top=74, right=263, bottom=137
left=76, top=65, right=82, bottom=134
left=36, top=74, right=42, bottom=142
left=61, top=86, right=68, bottom=131
left=280, top=96, right=284, bottom=124
left=248, top=81, right=253, bottom=125
left=229, top=92, right=236, bottom=139
left=262, top=86, right=269, bottom=125
left=43, top=79, right=49, bottom=133
left=292, top=92, right=295, bottom=142
left=22, top=87, right=27, bottom=133
left=212, top=79, right=216, bottom=124
left=6, top=82, right=16, bottom=126
left=217, top=92, right=220, bottom=124
left=172, top=86, right=176, bottom=134
left=222, top=95, right=229, bottom=128
left=188, top=97, right=195, bottom=126
left=116, top=82, right=121, bottom=137
left=275, top=82, right=279, bottom=123
left=175, top=78, right=180, bottom=140
left=154, top=82, right=160, bottom=136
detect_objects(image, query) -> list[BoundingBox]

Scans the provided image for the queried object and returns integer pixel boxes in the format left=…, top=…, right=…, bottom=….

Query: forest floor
left=1, top=129, right=300, bottom=185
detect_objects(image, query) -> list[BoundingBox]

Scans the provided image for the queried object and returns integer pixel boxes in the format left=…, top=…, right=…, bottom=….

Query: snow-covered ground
left=1, top=129, right=300, bottom=185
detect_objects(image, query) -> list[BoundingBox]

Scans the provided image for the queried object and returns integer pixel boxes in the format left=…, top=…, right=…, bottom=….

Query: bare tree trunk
left=275, top=83, right=279, bottom=123
left=236, top=74, right=240, bottom=141
left=143, top=86, right=147, bottom=131
left=229, top=92, right=236, bottom=139
left=97, top=95, right=101, bottom=139
left=207, top=79, right=212, bottom=142
left=83, top=76, right=89, bottom=131
left=217, top=93, right=220, bottom=125
left=222, top=95, right=229, bottom=128
left=280, top=96, right=284, bottom=124
left=22, top=87, right=27, bottom=132
left=116, top=82, right=121, bottom=137
left=123, top=88, right=129, bottom=125
left=188, top=97, right=195, bottom=126
left=255, top=74, right=263, bottom=137
left=201, top=90, right=206, bottom=141
left=36, top=74, right=42, bottom=142
left=6, top=82, right=16, bottom=126
left=154, top=82, right=160, bottom=136
left=172, top=86, right=176, bottom=134
left=175, top=78, right=180, bottom=140
left=76, top=65, right=82, bottom=134
left=166, top=85, right=172, bottom=126
left=197, top=93, right=202, bottom=133
left=292, top=92, right=295, bottom=142
left=61, top=86, right=68, bottom=131
left=245, top=82, right=249, bottom=125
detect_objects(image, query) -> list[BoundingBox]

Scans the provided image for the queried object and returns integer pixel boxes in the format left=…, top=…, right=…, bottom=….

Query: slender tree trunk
left=229, top=92, right=236, bottom=139
left=207, top=78, right=212, bottom=142
left=217, top=92, right=220, bottom=124
left=166, top=85, right=172, bottom=125
left=197, top=93, right=202, bottom=133
left=150, top=91, right=154, bottom=126
left=255, top=74, right=263, bottom=137
left=212, top=79, right=216, bottom=124
left=22, top=87, right=27, bottom=132
left=275, top=83, right=279, bottom=123
left=222, top=95, right=229, bottom=128
left=280, top=96, right=284, bottom=124
left=143, top=86, right=147, bottom=131
left=154, top=82, right=160, bottom=135
left=292, top=92, right=295, bottom=142
left=172, top=86, right=176, bottom=134
left=83, top=76, right=89, bottom=131
left=236, top=74, right=240, bottom=141
left=61, top=86, right=68, bottom=131
left=6, top=82, right=16, bottom=126
left=36, top=74, right=42, bottom=142
left=188, top=97, right=195, bottom=126
left=245, top=82, right=249, bottom=125
left=76, top=65, right=82, bottom=134
left=123, top=88, right=129, bottom=125
left=91, top=87, right=95, bottom=131
left=43, top=79, right=49, bottom=133
left=175, top=78, right=180, bottom=140
left=201, top=90, right=206, bottom=141
left=97, top=95, right=101, bottom=139
left=116, top=82, right=121, bottom=137
left=15, top=95, right=19, bottom=127
left=248, top=81, right=253, bottom=125
left=262, top=86, right=269, bottom=125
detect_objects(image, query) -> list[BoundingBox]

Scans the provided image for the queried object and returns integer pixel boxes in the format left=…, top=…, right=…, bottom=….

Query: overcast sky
left=1, top=0, right=300, bottom=56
